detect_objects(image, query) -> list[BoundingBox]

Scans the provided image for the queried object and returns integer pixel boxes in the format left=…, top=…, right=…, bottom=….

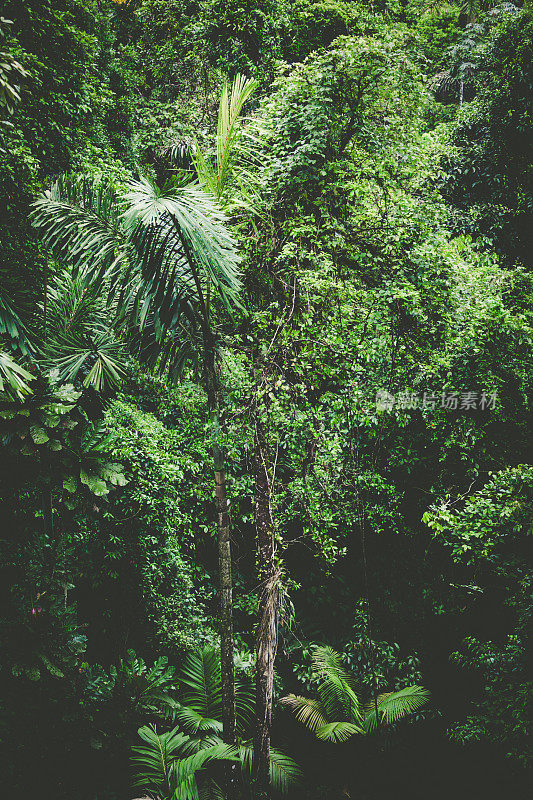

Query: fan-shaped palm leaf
left=123, top=176, right=241, bottom=312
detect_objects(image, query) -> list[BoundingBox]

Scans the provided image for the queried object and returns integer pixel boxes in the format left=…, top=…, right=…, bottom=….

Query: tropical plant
left=0, top=374, right=127, bottom=499
left=85, top=650, right=179, bottom=724
left=0, top=16, right=29, bottom=116
left=151, top=647, right=301, bottom=796
left=192, top=72, right=259, bottom=208
left=31, top=171, right=242, bottom=758
left=282, top=646, right=430, bottom=742
left=42, top=270, right=127, bottom=392
left=0, top=350, right=33, bottom=400
left=0, top=291, right=32, bottom=354
left=132, top=723, right=238, bottom=800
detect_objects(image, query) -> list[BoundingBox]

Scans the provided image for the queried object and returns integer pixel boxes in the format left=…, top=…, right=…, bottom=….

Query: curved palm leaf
left=132, top=725, right=237, bottom=800
left=174, top=704, right=224, bottom=737
left=31, top=174, right=242, bottom=374
left=0, top=350, right=34, bottom=399
left=123, top=176, right=241, bottom=310
left=132, top=725, right=191, bottom=795
left=312, top=646, right=362, bottom=724
left=315, top=721, right=362, bottom=743
left=31, top=176, right=127, bottom=284
left=171, top=742, right=238, bottom=791
left=280, top=695, right=328, bottom=733
left=363, top=686, right=430, bottom=733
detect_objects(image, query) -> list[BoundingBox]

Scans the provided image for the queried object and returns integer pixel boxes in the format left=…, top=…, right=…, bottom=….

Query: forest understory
left=0, top=1, right=532, bottom=799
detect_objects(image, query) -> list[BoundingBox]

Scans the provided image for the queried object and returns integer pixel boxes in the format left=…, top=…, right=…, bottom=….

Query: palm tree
left=192, top=74, right=285, bottom=799
left=282, top=646, right=430, bottom=743
left=30, top=174, right=243, bottom=777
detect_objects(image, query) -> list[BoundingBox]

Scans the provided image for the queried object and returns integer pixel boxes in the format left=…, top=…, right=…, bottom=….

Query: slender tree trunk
left=176, top=219, right=237, bottom=796
left=215, top=454, right=236, bottom=749
left=204, top=336, right=237, bottom=797
left=459, top=78, right=464, bottom=108
left=252, top=410, right=278, bottom=799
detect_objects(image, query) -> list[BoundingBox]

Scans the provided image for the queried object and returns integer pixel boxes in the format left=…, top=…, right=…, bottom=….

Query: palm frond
left=363, top=686, right=430, bottom=733
left=199, top=779, right=225, bottom=800
left=123, top=176, right=242, bottom=319
left=171, top=742, right=238, bottom=788
left=315, top=721, right=362, bottom=743
left=0, top=293, right=32, bottom=354
left=0, top=350, right=34, bottom=400
left=31, top=176, right=127, bottom=284
left=193, top=73, right=259, bottom=205
left=43, top=273, right=127, bottom=391
left=180, top=647, right=223, bottom=721
left=312, top=646, right=362, bottom=724
left=280, top=695, right=328, bottom=733
left=268, top=747, right=303, bottom=793
left=235, top=673, right=255, bottom=734
left=174, top=704, right=223, bottom=736
left=31, top=172, right=243, bottom=386
left=132, top=725, right=191, bottom=794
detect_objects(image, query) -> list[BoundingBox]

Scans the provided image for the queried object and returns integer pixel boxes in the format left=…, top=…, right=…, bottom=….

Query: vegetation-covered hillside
left=0, top=1, right=531, bottom=799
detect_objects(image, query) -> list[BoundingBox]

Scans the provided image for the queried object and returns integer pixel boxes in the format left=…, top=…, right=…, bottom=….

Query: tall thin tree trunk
left=215, top=452, right=236, bottom=748
left=177, top=220, right=237, bottom=797
left=204, top=338, right=237, bottom=797
left=252, top=411, right=278, bottom=799
left=459, top=78, right=464, bottom=108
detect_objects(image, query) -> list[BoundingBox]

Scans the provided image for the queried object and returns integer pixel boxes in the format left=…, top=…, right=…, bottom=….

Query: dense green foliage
left=0, top=1, right=531, bottom=799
